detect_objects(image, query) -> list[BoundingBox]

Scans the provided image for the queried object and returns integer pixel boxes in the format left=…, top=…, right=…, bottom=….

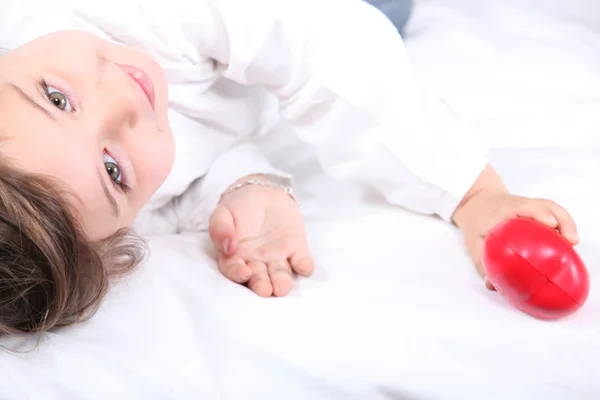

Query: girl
left=0, top=0, right=578, bottom=334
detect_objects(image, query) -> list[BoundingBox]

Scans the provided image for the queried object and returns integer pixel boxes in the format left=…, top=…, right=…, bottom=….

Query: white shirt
left=0, top=0, right=488, bottom=235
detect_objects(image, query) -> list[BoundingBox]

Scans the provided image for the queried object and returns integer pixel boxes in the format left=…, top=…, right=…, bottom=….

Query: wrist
left=220, top=174, right=295, bottom=203
left=233, top=174, right=270, bottom=184
left=452, top=188, right=505, bottom=230
left=451, top=165, right=508, bottom=230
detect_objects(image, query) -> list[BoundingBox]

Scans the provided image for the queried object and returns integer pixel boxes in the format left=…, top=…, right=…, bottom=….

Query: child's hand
left=454, top=190, right=579, bottom=290
left=452, top=165, right=579, bottom=290
left=208, top=178, right=314, bottom=297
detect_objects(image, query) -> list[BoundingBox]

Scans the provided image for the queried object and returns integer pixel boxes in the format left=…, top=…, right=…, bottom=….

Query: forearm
left=173, top=142, right=291, bottom=233
left=171, top=0, right=490, bottom=219
left=451, top=164, right=509, bottom=230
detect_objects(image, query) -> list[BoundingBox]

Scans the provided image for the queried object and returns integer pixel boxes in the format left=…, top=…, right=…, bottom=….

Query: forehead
left=16, top=31, right=105, bottom=50
left=0, top=32, right=104, bottom=74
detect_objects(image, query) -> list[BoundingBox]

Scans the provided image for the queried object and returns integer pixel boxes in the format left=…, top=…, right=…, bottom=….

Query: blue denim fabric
left=362, top=0, right=413, bottom=34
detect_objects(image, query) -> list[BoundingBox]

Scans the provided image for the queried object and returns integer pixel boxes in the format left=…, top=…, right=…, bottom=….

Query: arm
left=452, top=164, right=508, bottom=229
left=70, top=0, right=487, bottom=219
left=171, top=0, right=489, bottom=220
left=133, top=141, right=292, bottom=235
left=170, top=141, right=292, bottom=233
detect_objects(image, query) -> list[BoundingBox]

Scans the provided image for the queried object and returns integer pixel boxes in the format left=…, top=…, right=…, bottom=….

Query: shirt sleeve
left=172, top=0, right=489, bottom=221
left=69, top=0, right=488, bottom=220
left=133, top=141, right=292, bottom=235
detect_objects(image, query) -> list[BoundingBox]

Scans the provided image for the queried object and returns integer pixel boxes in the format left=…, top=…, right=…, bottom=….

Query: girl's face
left=0, top=31, right=174, bottom=240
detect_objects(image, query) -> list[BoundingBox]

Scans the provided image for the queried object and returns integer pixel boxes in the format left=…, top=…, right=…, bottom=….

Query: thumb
left=484, top=276, right=496, bottom=291
left=209, top=204, right=236, bottom=256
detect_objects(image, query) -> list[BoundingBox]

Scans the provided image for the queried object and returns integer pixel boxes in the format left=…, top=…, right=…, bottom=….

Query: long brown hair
left=0, top=161, right=145, bottom=334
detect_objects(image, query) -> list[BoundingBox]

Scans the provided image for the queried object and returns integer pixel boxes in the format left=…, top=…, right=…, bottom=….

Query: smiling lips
left=116, top=64, right=155, bottom=108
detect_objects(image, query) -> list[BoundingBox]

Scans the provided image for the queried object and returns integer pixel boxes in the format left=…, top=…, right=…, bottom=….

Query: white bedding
left=2, top=0, right=600, bottom=399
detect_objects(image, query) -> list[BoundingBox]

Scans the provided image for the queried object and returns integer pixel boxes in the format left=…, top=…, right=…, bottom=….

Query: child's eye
left=46, top=87, right=73, bottom=112
left=103, top=153, right=122, bottom=185
left=103, top=152, right=131, bottom=193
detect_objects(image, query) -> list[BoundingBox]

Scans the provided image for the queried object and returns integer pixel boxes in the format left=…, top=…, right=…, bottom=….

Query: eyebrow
left=97, top=168, right=120, bottom=218
left=8, top=83, right=56, bottom=121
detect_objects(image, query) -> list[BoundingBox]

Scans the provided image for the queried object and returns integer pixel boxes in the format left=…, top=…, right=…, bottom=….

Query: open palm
left=209, top=185, right=314, bottom=297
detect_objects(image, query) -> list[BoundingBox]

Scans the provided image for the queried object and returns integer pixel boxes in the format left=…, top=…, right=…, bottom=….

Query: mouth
left=116, top=64, right=156, bottom=109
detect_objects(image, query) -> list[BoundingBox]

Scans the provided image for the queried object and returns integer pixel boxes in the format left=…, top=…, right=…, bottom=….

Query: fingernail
left=548, top=215, right=558, bottom=226
left=222, top=238, right=230, bottom=254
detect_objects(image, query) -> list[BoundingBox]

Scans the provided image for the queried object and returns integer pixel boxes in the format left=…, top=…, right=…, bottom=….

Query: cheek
left=6, top=138, right=116, bottom=239
left=132, top=133, right=175, bottom=199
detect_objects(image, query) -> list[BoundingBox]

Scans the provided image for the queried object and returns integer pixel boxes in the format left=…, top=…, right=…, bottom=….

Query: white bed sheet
left=2, top=1, right=600, bottom=399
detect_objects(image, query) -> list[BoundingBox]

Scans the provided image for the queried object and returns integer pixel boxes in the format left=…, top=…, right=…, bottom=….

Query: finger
left=464, top=234, right=484, bottom=276
left=209, top=205, right=237, bottom=256
left=248, top=261, right=273, bottom=297
left=217, top=254, right=252, bottom=284
left=548, top=202, right=579, bottom=244
left=255, top=237, right=295, bottom=261
left=256, top=238, right=315, bottom=276
left=289, top=251, right=315, bottom=277
left=512, top=200, right=559, bottom=228
left=484, top=276, right=496, bottom=291
left=267, top=261, right=294, bottom=297
left=474, top=259, right=486, bottom=279
left=466, top=237, right=494, bottom=289
left=474, top=254, right=495, bottom=291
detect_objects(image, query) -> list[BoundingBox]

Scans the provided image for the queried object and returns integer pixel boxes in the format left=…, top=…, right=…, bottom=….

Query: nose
left=100, top=92, right=140, bottom=132
left=92, top=73, right=141, bottom=140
